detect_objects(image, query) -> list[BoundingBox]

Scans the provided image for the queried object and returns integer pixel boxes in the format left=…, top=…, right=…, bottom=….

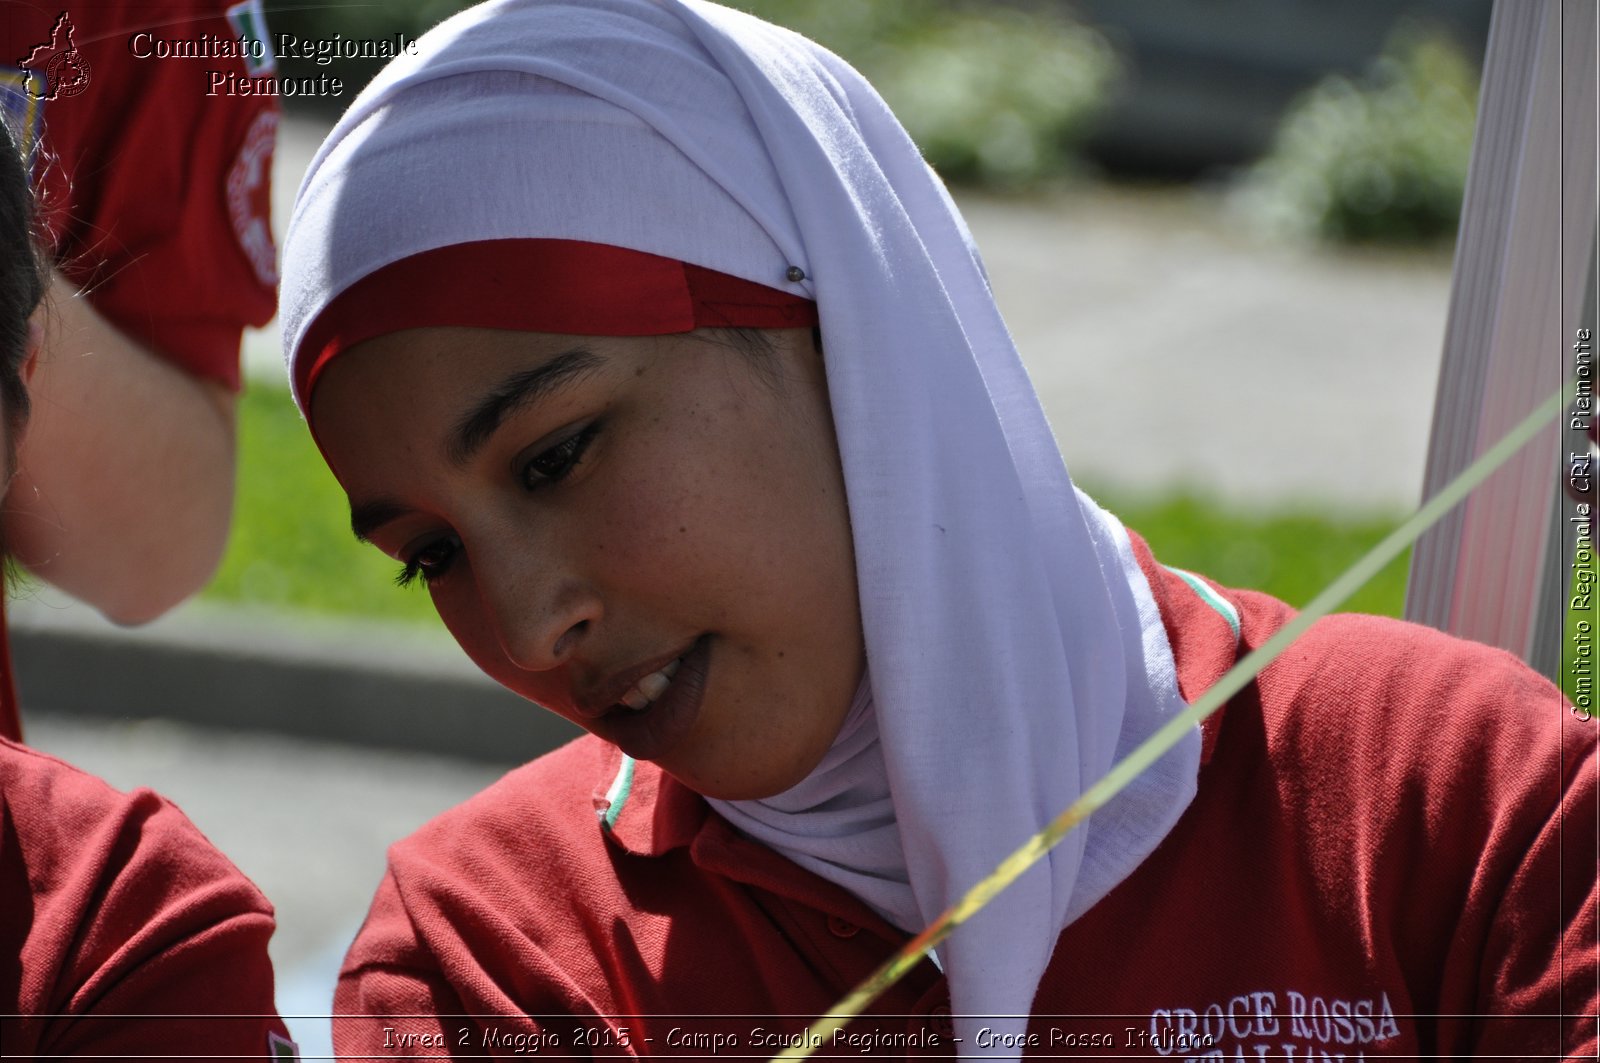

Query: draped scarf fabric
left=280, top=1, right=1201, bottom=1054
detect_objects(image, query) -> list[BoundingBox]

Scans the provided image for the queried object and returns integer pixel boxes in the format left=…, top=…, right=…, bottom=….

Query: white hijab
left=281, top=1, right=1200, bottom=1054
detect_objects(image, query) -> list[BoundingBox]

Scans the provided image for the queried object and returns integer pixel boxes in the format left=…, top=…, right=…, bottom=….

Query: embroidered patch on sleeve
left=227, top=109, right=279, bottom=286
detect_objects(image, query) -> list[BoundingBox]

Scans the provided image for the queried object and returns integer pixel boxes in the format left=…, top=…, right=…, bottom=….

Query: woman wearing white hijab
left=282, top=1, right=1595, bottom=1058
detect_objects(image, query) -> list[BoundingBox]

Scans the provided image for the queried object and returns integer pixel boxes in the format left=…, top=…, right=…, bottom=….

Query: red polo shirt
left=335, top=541, right=1598, bottom=1060
left=0, top=738, right=294, bottom=1059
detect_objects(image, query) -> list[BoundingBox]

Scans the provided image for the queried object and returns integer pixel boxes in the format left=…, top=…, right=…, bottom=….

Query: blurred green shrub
left=1236, top=24, right=1479, bottom=244
left=730, top=0, right=1118, bottom=187
left=874, top=9, right=1116, bottom=187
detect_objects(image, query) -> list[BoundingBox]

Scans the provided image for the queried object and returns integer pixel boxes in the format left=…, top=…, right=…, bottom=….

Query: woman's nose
left=476, top=547, right=601, bottom=672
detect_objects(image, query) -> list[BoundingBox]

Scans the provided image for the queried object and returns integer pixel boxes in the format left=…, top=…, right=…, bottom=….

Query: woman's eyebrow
left=448, top=347, right=605, bottom=465
left=350, top=498, right=412, bottom=544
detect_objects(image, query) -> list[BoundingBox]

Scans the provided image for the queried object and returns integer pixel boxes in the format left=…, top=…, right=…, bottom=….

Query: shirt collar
left=592, top=741, right=706, bottom=857
left=1125, top=530, right=1245, bottom=765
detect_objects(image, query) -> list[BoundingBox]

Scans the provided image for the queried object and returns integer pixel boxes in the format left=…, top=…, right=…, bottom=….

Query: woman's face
left=311, top=326, right=865, bottom=800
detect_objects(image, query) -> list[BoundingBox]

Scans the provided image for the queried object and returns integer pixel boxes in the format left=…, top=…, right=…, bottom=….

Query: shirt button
left=826, top=915, right=860, bottom=938
left=928, top=1004, right=955, bottom=1038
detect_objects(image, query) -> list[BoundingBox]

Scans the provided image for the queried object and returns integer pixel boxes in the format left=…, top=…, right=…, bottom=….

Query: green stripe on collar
left=1165, top=566, right=1242, bottom=641
left=602, top=755, right=637, bottom=831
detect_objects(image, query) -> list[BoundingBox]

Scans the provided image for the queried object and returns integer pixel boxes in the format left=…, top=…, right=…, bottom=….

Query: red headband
left=294, top=239, right=818, bottom=401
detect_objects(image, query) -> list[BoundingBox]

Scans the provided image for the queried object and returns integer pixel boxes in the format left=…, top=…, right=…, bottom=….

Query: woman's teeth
left=621, top=657, right=682, bottom=711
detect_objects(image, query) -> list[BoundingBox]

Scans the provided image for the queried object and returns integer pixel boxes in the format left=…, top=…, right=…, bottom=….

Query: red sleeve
left=1471, top=719, right=1598, bottom=1059
left=336, top=870, right=590, bottom=1061
left=2, top=0, right=278, bottom=389
left=0, top=739, right=296, bottom=1060
left=335, top=873, right=468, bottom=1062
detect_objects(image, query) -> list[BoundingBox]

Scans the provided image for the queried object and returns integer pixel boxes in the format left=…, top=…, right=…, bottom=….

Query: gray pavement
left=959, top=188, right=1452, bottom=510
left=27, top=116, right=1456, bottom=1055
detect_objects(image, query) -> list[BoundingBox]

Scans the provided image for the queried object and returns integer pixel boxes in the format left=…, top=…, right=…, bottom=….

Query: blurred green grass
left=1085, top=487, right=1409, bottom=619
left=209, top=385, right=1409, bottom=624
left=204, top=384, right=439, bottom=625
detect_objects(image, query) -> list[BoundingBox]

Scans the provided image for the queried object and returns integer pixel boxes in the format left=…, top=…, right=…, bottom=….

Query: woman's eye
left=395, top=534, right=461, bottom=589
left=522, top=423, right=600, bottom=489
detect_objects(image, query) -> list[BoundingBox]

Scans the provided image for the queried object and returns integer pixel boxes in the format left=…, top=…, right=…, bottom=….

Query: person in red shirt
left=328, top=550, right=1594, bottom=1061
left=0, top=738, right=297, bottom=1060
left=0, top=101, right=292, bottom=1058
left=279, top=1, right=1597, bottom=1059
left=0, top=0, right=278, bottom=740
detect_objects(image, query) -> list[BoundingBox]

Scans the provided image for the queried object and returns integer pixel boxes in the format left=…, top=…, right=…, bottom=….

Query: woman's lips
left=591, top=634, right=710, bottom=762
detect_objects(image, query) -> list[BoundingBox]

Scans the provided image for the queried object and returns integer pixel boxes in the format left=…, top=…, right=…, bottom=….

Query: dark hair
left=0, top=119, right=44, bottom=442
